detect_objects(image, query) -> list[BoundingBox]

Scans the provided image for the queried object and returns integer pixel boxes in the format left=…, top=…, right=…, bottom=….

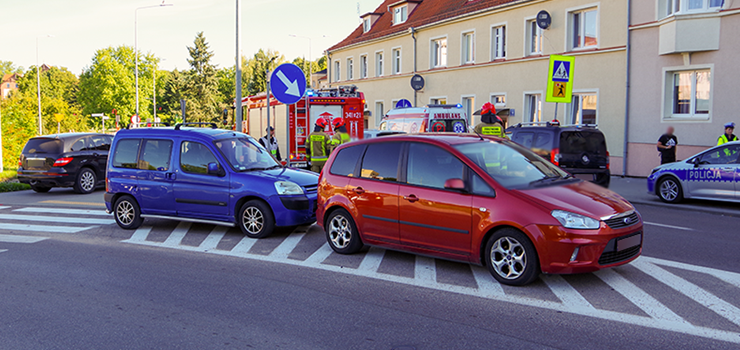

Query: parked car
left=508, top=123, right=611, bottom=187
left=104, top=123, right=319, bottom=238
left=317, top=133, right=642, bottom=286
left=18, top=133, right=112, bottom=194
left=647, top=141, right=740, bottom=204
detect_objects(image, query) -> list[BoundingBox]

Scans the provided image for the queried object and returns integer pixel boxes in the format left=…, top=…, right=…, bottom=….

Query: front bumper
left=17, top=169, right=74, bottom=188
left=268, top=193, right=318, bottom=227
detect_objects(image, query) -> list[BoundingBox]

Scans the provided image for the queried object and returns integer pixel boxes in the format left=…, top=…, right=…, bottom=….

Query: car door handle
left=721, top=167, right=734, bottom=172
left=166, top=172, right=177, bottom=180
left=353, top=187, right=365, bottom=194
left=403, top=194, right=420, bottom=203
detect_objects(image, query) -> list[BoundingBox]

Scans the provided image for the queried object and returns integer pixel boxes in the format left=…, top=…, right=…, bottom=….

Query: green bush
left=0, top=182, right=30, bottom=193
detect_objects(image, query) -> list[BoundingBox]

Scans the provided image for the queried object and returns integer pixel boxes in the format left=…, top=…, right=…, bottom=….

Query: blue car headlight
left=274, top=181, right=304, bottom=195
left=551, top=210, right=600, bottom=230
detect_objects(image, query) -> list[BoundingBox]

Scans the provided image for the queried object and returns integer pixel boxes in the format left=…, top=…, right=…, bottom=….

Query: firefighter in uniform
left=473, top=102, right=507, bottom=139
left=306, top=118, right=330, bottom=173
left=328, top=118, right=351, bottom=152
left=717, top=122, right=738, bottom=146
left=259, top=126, right=281, bottom=161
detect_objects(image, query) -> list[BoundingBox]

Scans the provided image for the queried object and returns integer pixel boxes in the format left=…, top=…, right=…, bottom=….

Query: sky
left=0, top=0, right=381, bottom=74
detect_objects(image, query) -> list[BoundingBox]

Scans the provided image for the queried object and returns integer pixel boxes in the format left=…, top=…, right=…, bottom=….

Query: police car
left=647, top=141, right=740, bottom=203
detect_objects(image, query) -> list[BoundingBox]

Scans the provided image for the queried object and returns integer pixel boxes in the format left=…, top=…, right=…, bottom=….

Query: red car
left=316, top=134, right=642, bottom=286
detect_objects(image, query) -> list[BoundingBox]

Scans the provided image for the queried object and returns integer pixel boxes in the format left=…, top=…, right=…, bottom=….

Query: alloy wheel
left=116, top=200, right=134, bottom=226
left=328, top=215, right=352, bottom=249
left=243, top=207, right=264, bottom=234
left=659, top=179, right=679, bottom=202
left=490, top=236, right=527, bottom=280
left=80, top=171, right=95, bottom=192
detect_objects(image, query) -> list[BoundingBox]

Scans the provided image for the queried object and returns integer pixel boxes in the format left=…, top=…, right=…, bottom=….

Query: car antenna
left=472, top=127, right=485, bottom=141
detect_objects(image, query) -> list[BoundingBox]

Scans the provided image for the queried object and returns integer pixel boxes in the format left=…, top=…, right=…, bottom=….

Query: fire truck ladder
left=295, top=99, right=309, bottom=157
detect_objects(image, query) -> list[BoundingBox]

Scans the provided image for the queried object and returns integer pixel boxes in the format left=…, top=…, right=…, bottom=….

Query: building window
left=667, top=69, right=711, bottom=119
left=660, top=0, right=724, bottom=17
left=491, top=94, right=506, bottom=106
left=334, top=61, right=340, bottom=82
left=527, top=20, right=543, bottom=55
left=363, top=18, right=372, bottom=33
left=375, top=101, right=385, bottom=126
left=347, top=58, right=354, bottom=81
left=392, top=48, right=402, bottom=74
left=375, top=52, right=384, bottom=77
left=430, top=97, right=447, bottom=105
left=394, top=5, right=408, bottom=24
left=462, top=32, right=475, bottom=64
left=462, top=96, right=475, bottom=125
left=524, top=93, right=542, bottom=122
left=492, top=26, right=506, bottom=59
left=571, top=8, right=598, bottom=49
left=568, top=93, right=598, bottom=125
left=431, top=38, right=448, bottom=68
left=360, top=55, right=368, bottom=79
left=688, top=0, right=724, bottom=11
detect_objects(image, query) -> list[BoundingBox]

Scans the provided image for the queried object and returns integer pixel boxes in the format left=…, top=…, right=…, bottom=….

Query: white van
left=379, top=104, right=469, bottom=134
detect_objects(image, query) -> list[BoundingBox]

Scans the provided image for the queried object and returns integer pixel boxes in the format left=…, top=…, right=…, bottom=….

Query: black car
left=507, top=123, right=610, bottom=187
left=18, top=133, right=112, bottom=194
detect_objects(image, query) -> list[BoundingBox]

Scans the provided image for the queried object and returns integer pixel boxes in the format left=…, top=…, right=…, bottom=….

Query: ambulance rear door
left=310, top=105, right=343, bottom=134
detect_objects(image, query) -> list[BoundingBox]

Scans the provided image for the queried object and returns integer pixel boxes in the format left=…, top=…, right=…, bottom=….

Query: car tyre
left=657, top=177, right=683, bottom=203
left=114, top=195, right=143, bottom=230
left=325, top=208, right=363, bottom=254
left=238, top=200, right=275, bottom=238
left=484, top=228, right=540, bottom=286
left=73, top=168, right=97, bottom=194
left=31, top=185, right=51, bottom=193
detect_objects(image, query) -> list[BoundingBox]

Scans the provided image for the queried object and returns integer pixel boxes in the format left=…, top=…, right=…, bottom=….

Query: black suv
left=18, top=133, right=112, bottom=194
left=507, top=123, right=610, bottom=187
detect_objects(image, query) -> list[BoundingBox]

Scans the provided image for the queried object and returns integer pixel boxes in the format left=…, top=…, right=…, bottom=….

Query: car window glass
left=699, top=145, right=740, bottom=165
left=139, top=139, right=173, bottom=171
left=90, top=135, right=111, bottom=151
left=533, top=133, right=552, bottom=149
left=360, top=142, right=401, bottom=181
left=112, top=139, right=141, bottom=168
left=23, top=138, right=63, bottom=155
left=180, top=141, right=219, bottom=175
left=407, top=143, right=464, bottom=189
left=559, top=131, right=607, bottom=156
left=513, top=132, right=534, bottom=148
left=330, top=145, right=365, bottom=177
left=472, top=172, right=495, bottom=196
left=214, top=137, right=278, bottom=171
left=70, top=138, right=87, bottom=152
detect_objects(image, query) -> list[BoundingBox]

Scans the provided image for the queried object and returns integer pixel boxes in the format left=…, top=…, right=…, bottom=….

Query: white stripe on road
left=0, top=223, right=93, bottom=233
left=356, top=247, right=385, bottom=273
left=268, top=233, right=305, bottom=259
left=471, top=266, right=505, bottom=297
left=594, top=268, right=688, bottom=325
left=13, top=207, right=110, bottom=216
left=0, top=206, right=10, bottom=210
left=160, top=222, right=191, bottom=247
left=0, top=214, right=114, bottom=225
left=643, top=222, right=694, bottom=231
left=0, top=234, right=49, bottom=243
left=0, top=249, right=7, bottom=253
left=415, top=256, right=437, bottom=282
left=197, top=226, right=227, bottom=251
left=231, top=236, right=258, bottom=255
left=302, top=244, right=334, bottom=264
left=122, top=226, right=152, bottom=243
left=642, top=256, right=740, bottom=290
left=632, top=259, right=740, bottom=327
left=541, top=275, right=595, bottom=310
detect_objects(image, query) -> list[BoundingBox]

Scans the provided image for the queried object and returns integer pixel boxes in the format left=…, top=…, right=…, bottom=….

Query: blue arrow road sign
left=270, top=63, right=307, bottom=105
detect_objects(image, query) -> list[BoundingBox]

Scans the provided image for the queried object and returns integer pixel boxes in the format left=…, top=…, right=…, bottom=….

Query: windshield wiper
left=243, top=165, right=283, bottom=172
left=529, top=175, right=562, bottom=186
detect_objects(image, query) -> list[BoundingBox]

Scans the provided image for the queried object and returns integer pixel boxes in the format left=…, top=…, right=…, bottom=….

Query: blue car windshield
left=214, top=138, right=280, bottom=171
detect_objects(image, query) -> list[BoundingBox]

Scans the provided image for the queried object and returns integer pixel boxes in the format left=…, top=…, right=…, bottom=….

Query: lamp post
left=36, top=34, right=53, bottom=135
left=288, top=34, right=313, bottom=88
left=135, top=3, right=173, bottom=119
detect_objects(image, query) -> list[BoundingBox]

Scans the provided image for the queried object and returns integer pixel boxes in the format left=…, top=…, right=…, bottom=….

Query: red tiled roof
left=328, top=0, right=520, bottom=51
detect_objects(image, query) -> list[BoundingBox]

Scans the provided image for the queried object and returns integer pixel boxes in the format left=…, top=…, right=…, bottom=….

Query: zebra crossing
left=0, top=206, right=114, bottom=234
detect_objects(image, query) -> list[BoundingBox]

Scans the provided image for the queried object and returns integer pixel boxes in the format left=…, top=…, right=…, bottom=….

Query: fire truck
left=241, top=86, right=365, bottom=168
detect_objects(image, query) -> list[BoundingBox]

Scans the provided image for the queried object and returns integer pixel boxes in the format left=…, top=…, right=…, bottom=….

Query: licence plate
left=617, top=233, right=642, bottom=251
left=574, top=174, right=593, bottom=181
left=27, top=158, right=46, bottom=167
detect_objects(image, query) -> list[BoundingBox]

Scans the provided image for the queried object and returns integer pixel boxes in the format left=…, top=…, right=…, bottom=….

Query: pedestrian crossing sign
left=546, top=55, right=575, bottom=103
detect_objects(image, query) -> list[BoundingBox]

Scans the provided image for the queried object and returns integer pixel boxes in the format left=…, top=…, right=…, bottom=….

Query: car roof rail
left=561, top=123, right=599, bottom=128
left=126, top=122, right=171, bottom=129
left=174, top=122, right=218, bottom=130
left=511, top=122, right=553, bottom=128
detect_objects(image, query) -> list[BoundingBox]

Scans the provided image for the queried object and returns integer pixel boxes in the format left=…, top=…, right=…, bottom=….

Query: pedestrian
left=259, top=126, right=281, bottom=161
left=328, top=118, right=351, bottom=152
left=657, top=126, right=678, bottom=164
left=473, top=102, right=507, bottom=138
left=717, top=122, right=738, bottom=146
left=306, top=118, right=330, bottom=173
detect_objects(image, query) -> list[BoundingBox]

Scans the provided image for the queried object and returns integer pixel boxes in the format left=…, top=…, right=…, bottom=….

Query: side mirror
left=444, top=178, right=466, bottom=191
left=207, top=162, right=223, bottom=176
left=689, top=158, right=699, bottom=167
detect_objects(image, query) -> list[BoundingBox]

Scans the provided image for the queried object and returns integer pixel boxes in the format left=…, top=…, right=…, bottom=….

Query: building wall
left=627, top=0, right=740, bottom=176
left=328, top=0, right=628, bottom=173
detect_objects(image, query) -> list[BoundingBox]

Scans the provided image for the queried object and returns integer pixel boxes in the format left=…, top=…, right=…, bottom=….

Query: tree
left=184, top=32, right=220, bottom=123
left=159, top=69, right=188, bottom=124
left=291, top=56, right=328, bottom=88
left=0, top=61, right=23, bottom=76
left=16, top=65, right=86, bottom=134
left=246, top=49, right=285, bottom=95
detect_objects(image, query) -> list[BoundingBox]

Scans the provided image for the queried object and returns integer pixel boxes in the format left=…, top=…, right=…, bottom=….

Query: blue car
left=104, top=123, right=319, bottom=238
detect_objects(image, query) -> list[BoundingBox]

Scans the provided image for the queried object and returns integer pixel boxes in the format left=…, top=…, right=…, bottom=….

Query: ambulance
left=379, top=104, right=470, bottom=134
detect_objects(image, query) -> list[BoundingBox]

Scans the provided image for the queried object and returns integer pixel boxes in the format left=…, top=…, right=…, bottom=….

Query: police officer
left=474, top=102, right=507, bottom=138
left=717, top=122, right=738, bottom=146
left=306, top=118, right=330, bottom=173
left=328, top=118, right=351, bottom=152
left=259, top=126, right=281, bottom=161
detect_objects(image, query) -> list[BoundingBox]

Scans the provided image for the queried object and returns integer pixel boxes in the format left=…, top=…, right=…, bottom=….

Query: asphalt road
left=1, top=188, right=739, bottom=349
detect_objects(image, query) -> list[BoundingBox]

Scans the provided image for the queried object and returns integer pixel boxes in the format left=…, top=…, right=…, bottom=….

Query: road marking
left=0, top=234, right=49, bottom=243
left=632, top=259, right=740, bottom=327
left=415, top=256, right=437, bottom=282
left=40, top=200, right=106, bottom=207
left=356, top=247, right=385, bottom=273
left=0, top=223, right=93, bottom=233
left=13, top=207, right=110, bottom=216
left=0, top=214, right=114, bottom=225
left=161, top=222, right=191, bottom=247
left=122, top=226, right=152, bottom=243
left=268, top=233, right=305, bottom=259
left=0, top=206, right=10, bottom=210
left=198, top=226, right=227, bottom=251
left=471, top=266, right=505, bottom=297
left=302, top=244, right=334, bottom=264
left=594, top=268, right=688, bottom=325
left=231, top=236, right=258, bottom=255
left=643, top=222, right=694, bottom=231
left=642, top=256, right=740, bottom=290
left=0, top=249, right=6, bottom=253
left=541, top=275, right=595, bottom=310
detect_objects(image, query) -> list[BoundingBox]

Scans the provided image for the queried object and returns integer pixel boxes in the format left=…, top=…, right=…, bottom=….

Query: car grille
left=304, top=184, right=318, bottom=194
left=598, top=232, right=642, bottom=265
left=604, top=211, right=640, bottom=230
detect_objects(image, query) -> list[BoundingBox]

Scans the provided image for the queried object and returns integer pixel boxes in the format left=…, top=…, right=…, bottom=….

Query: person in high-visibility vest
left=717, top=122, right=738, bottom=146
left=259, top=126, right=282, bottom=161
left=328, top=118, right=351, bottom=152
left=306, top=118, right=330, bottom=173
left=474, top=102, right=507, bottom=139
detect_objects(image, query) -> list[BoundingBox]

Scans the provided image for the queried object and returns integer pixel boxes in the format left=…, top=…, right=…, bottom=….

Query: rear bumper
left=17, top=170, right=75, bottom=187
left=104, top=192, right=115, bottom=212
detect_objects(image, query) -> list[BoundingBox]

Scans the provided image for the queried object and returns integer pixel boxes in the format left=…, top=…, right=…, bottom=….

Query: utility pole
left=265, top=56, right=277, bottom=154
left=235, top=0, right=243, bottom=132
left=0, top=101, right=3, bottom=172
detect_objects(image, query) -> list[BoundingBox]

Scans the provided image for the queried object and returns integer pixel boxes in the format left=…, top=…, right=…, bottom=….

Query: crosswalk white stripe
left=594, top=268, right=688, bottom=324
left=160, top=222, right=191, bottom=247
left=632, top=259, right=740, bottom=327
left=355, top=247, right=385, bottom=273
left=302, top=244, right=334, bottom=265
left=122, top=226, right=152, bottom=243
left=643, top=222, right=694, bottom=231
left=231, top=236, right=258, bottom=255
left=541, top=275, right=595, bottom=310
left=197, top=226, right=227, bottom=251
left=0, top=223, right=93, bottom=233
left=471, top=267, right=505, bottom=296
left=12, top=207, right=110, bottom=216
left=268, top=233, right=305, bottom=259
left=0, top=214, right=114, bottom=225
left=642, top=256, right=740, bottom=290
left=415, top=256, right=437, bottom=282
left=0, top=234, right=49, bottom=243
left=0, top=206, right=10, bottom=210
left=0, top=249, right=7, bottom=253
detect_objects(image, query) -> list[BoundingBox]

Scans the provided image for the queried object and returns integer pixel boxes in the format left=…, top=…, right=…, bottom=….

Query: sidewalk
left=609, top=176, right=740, bottom=217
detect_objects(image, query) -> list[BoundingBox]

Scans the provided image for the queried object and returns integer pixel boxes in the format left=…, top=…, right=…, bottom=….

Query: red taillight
left=53, top=157, right=73, bottom=167
left=550, top=148, right=560, bottom=166
left=18, top=158, right=22, bottom=167
left=606, top=151, right=610, bottom=170
left=105, top=177, right=109, bottom=192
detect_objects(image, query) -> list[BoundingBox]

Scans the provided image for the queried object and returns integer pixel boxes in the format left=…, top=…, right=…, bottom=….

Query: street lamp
left=288, top=34, right=312, bottom=88
left=135, top=2, right=173, bottom=119
left=36, top=34, right=54, bottom=135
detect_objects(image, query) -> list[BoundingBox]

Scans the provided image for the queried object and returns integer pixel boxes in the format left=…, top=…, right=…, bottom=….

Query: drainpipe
left=622, top=0, right=632, bottom=177
left=326, top=51, right=332, bottom=88
left=409, top=26, right=418, bottom=106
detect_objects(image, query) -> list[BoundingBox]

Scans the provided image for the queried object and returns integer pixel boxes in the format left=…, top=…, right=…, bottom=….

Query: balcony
left=659, top=15, right=720, bottom=55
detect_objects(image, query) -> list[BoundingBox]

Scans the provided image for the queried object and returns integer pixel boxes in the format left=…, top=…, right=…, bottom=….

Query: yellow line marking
left=40, top=200, right=106, bottom=207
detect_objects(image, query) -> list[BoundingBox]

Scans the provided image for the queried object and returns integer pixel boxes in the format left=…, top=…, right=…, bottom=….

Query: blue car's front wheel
left=238, top=200, right=275, bottom=238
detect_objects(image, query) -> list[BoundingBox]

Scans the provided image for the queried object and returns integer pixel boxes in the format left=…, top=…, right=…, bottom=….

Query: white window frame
left=662, top=64, right=714, bottom=121
left=567, top=90, right=599, bottom=125
left=391, top=47, right=402, bottom=75
left=359, top=54, right=368, bottom=79
left=491, top=23, right=507, bottom=60
left=523, top=92, right=543, bottom=123
left=430, top=96, right=448, bottom=105
left=658, top=0, right=725, bottom=18
left=346, top=58, right=354, bottom=81
left=393, top=5, right=408, bottom=25
left=490, top=93, right=507, bottom=107
left=525, top=18, right=543, bottom=56
left=375, top=50, right=384, bottom=77
left=461, top=30, right=476, bottom=64
left=363, top=18, right=372, bottom=33
left=334, top=60, right=341, bottom=82
left=461, top=95, right=476, bottom=125
left=430, top=36, right=448, bottom=68
left=375, top=101, right=385, bottom=127
left=567, top=5, right=600, bottom=51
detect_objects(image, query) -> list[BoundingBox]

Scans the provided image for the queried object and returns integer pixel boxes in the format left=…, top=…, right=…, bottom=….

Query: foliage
left=0, top=182, right=31, bottom=192
left=246, top=49, right=286, bottom=95
left=0, top=61, right=23, bottom=76
left=0, top=170, right=16, bottom=182
left=184, top=32, right=220, bottom=123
